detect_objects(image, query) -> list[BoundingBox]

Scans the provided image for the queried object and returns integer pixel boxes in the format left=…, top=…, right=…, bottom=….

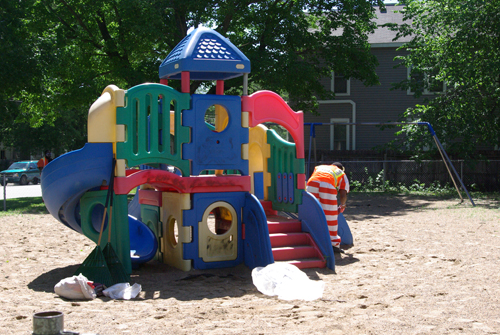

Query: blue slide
left=41, top=142, right=157, bottom=265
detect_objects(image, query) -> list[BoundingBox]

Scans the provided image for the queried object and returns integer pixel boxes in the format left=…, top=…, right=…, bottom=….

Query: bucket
left=33, top=311, right=64, bottom=335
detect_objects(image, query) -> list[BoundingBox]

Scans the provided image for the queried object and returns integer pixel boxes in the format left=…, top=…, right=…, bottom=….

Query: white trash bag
left=54, top=274, right=96, bottom=300
left=103, top=283, right=141, bottom=300
left=251, top=263, right=325, bottom=301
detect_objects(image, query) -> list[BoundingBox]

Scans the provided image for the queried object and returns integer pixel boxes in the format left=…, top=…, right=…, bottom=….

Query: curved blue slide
left=41, top=143, right=157, bottom=265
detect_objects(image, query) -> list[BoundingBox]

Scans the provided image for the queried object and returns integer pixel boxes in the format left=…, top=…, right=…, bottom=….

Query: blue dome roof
left=159, top=27, right=251, bottom=81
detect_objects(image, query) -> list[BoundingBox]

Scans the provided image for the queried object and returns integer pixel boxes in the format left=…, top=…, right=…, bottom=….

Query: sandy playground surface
left=0, top=193, right=499, bottom=334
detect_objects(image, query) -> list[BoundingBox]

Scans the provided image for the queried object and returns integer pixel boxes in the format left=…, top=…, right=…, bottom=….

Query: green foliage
left=387, top=0, right=500, bottom=159
left=0, top=0, right=38, bottom=99
left=349, top=168, right=460, bottom=196
left=265, top=123, right=289, bottom=141
left=1, top=0, right=384, bottom=154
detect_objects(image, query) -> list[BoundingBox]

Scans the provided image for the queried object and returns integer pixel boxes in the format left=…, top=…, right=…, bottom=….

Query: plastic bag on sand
left=103, top=283, right=141, bottom=300
left=251, top=263, right=325, bottom=301
left=54, top=274, right=96, bottom=300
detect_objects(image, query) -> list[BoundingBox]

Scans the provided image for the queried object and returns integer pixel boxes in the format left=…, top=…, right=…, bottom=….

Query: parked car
left=0, top=161, right=41, bottom=186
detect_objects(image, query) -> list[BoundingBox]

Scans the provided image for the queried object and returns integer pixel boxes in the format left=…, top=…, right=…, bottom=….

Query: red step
left=269, top=232, right=312, bottom=248
left=272, top=246, right=320, bottom=261
left=267, top=216, right=326, bottom=269
left=278, top=259, right=327, bottom=270
left=267, top=216, right=302, bottom=234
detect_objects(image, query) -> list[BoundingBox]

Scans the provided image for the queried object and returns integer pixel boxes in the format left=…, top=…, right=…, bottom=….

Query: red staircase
left=267, top=215, right=326, bottom=269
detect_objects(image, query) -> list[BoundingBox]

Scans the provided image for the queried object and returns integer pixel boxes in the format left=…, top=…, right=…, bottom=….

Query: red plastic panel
left=296, top=173, right=306, bottom=190
left=242, top=90, right=304, bottom=159
left=113, top=169, right=251, bottom=195
left=138, top=189, right=163, bottom=207
left=259, top=200, right=277, bottom=216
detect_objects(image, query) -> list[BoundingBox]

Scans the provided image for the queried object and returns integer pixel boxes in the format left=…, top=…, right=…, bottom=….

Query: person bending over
left=306, top=162, right=349, bottom=253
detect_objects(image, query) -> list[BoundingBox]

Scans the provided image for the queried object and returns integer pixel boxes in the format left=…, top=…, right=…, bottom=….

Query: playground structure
left=41, top=27, right=353, bottom=275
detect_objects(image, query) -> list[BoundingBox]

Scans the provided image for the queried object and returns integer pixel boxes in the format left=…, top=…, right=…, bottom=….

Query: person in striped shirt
left=306, top=162, right=350, bottom=253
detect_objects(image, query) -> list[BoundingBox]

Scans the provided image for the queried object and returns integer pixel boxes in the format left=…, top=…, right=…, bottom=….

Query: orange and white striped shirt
left=307, top=165, right=349, bottom=192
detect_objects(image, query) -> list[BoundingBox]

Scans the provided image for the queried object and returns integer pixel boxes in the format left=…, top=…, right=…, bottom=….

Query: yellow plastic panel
left=241, top=143, right=249, bottom=160
left=116, top=159, right=126, bottom=177
left=170, top=111, right=175, bottom=135
left=248, top=125, right=271, bottom=199
left=198, top=201, right=238, bottom=262
left=88, top=85, right=124, bottom=145
left=241, top=111, right=249, bottom=128
left=161, top=192, right=191, bottom=271
left=215, top=105, right=229, bottom=132
left=116, top=124, right=125, bottom=142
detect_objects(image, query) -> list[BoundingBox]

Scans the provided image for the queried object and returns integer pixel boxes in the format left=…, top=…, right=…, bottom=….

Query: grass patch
left=0, top=197, right=48, bottom=216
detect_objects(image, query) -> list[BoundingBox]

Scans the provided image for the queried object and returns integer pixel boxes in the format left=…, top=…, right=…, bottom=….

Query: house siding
left=304, top=47, right=427, bottom=151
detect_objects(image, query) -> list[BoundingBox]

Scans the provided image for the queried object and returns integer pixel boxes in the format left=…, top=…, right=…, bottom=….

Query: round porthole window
left=203, top=202, right=236, bottom=236
left=204, top=104, right=229, bottom=132
left=168, top=216, right=179, bottom=248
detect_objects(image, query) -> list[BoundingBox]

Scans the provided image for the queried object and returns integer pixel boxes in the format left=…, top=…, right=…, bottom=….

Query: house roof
left=159, top=27, right=251, bottom=81
left=369, top=5, right=412, bottom=47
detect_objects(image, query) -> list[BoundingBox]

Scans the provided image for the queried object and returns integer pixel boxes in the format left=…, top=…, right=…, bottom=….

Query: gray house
left=303, top=5, right=438, bottom=153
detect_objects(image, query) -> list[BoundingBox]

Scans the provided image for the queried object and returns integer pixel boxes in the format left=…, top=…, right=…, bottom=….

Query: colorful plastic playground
left=41, top=27, right=352, bottom=277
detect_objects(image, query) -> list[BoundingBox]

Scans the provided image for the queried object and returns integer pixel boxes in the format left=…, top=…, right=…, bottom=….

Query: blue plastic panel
left=159, top=27, right=251, bottom=81
left=182, top=94, right=249, bottom=175
left=243, top=193, right=274, bottom=269
left=287, top=173, right=295, bottom=203
left=182, top=192, right=246, bottom=269
left=282, top=173, right=288, bottom=203
left=253, top=172, right=264, bottom=200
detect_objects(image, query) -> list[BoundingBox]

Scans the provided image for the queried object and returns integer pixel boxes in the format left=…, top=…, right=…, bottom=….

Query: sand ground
left=0, top=193, right=499, bottom=334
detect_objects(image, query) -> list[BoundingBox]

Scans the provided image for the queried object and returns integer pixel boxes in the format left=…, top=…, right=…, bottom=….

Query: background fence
left=308, top=160, right=500, bottom=192
left=1, top=159, right=498, bottom=211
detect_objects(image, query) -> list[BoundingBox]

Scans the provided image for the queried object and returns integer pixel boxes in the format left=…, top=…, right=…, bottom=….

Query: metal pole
left=422, top=122, right=475, bottom=206
left=307, top=125, right=313, bottom=178
left=461, top=160, right=463, bottom=182
left=433, top=136, right=463, bottom=202
left=313, top=136, right=317, bottom=167
left=243, top=74, right=248, bottom=96
left=3, top=174, right=6, bottom=211
left=383, top=153, right=387, bottom=192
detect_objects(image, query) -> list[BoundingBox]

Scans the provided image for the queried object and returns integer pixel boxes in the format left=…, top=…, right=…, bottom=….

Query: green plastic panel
left=266, top=129, right=304, bottom=212
left=116, top=83, right=191, bottom=176
left=80, top=191, right=132, bottom=274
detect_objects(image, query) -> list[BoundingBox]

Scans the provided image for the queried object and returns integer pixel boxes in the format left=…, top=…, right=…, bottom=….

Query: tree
left=0, top=0, right=38, bottom=101
left=0, top=0, right=52, bottom=158
left=389, top=0, right=500, bottom=158
left=3, top=0, right=384, bottom=153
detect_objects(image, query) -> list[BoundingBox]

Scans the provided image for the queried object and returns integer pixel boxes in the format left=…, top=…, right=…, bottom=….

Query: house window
left=0, top=150, right=4, bottom=160
left=331, top=72, right=350, bottom=96
left=330, top=118, right=350, bottom=150
left=407, top=67, right=446, bottom=95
